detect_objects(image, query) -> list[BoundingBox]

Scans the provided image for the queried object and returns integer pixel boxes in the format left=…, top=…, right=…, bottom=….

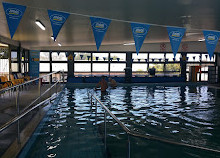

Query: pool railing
left=0, top=71, right=65, bottom=157
left=88, top=91, right=220, bottom=156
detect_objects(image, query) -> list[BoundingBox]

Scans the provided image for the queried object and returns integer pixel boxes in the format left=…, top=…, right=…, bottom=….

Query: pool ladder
left=87, top=91, right=220, bottom=157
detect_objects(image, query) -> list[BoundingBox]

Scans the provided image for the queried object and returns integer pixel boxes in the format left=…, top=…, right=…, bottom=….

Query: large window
left=133, top=53, right=148, bottom=62
left=36, top=51, right=216, bottom=81
left=40, top=52, right=50, bottom=61
left=132, top=64, right=147, bottom=72
left=110, top=63, right=126, bottom=71
left=187, top=54, right=200, bottom=62
left=74, top=52, right=91, bottom=61
left=201, top=54, right=209, bottom=62
left=11, top=51, right=17, bottom=61
left=40, top=63, right=50, bottom=72
left=110, top=53, right=126, bottom=61
left=74, top=63, right=91, bottom=72
left=149, top=53, right=164, bottom=62
left=165, top=64, right=180, bottom=72
left=201, top=73, right=208, bottom=81
left=93, top=53, right=108, bottom=61
left=166, top=53, right=181, bottom=61
left=93, top=63, right=108, bottom=72
left=52, top=63, right=67, bottom=71
left=0, top=59, right=9, bottom=73
left=132, top=63, right=148, bottom=76
left=52, top=52, right=67, bottom=61
left=149, top=64, right=164, bottom=72
left=11, top=63, right=18, bottom=72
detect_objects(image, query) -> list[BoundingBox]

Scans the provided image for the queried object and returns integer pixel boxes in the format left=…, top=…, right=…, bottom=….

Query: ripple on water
left=105, top=85, right=220, bottom=149
left=23, top=86, right=220, bottom=158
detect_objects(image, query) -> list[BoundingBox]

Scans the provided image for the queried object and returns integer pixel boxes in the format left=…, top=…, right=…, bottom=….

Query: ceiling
left=0, top=0, right=220, bottom=50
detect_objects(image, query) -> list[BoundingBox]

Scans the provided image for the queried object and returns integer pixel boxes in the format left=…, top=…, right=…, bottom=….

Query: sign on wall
left=29, top=50, right=40, bottom=78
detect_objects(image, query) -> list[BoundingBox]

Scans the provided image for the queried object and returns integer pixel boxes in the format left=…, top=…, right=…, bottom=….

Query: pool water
left=19, top=85, right=220, bottom=158
left=19, top=89, right=105, bottom=158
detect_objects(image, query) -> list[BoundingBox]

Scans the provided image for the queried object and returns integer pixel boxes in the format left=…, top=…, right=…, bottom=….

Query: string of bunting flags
left=2, top=2, right=220, bottom=60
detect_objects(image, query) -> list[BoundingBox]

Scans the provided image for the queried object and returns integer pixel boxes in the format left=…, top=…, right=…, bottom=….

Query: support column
left=125, top=52, right=132, bottom=83
left=67, top=51, right=74, bottom=77
left=17, top=43, right=21, bottom=73
left=180, top=52, right=187, bottom=82
left=22, top=49, right=25, bottom=73
left=108, top=52, right=110, bottom=77
left=49, top=51, right=52, bottom=83
left=8, top=45, right=12, bottom=75
left=216, top=53, right=220, bottom=83
left=91, top=52, right=93, bottom=76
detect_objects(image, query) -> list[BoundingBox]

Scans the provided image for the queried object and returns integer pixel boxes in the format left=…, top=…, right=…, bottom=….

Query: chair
left=0, top=76, right=13, bottom=89
left=17, top=73, right=30, bottom=81
left=10, top=74, right=23, bottom=85
left=14, top=73, right=24, bottom=83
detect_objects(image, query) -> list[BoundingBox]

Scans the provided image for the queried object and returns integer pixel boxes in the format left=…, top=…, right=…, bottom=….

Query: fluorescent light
left=185, top=32, right=201, bottom=37
left=198, top=38, right=205, bottom=42
left=123, top=42, right=135, bottom=46
left=35, top=20, right=45, bottom=30
left=51, top=36, right=56, bottom=41
left=0, top=43, right=8, bottom=47
left=58, top=43, right=62, bottom=46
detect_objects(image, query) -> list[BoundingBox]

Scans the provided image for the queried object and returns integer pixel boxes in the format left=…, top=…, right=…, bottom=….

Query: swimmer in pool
left=108, top=77, right=117, bottom=88
left=96, top=76, right=108, bottom=92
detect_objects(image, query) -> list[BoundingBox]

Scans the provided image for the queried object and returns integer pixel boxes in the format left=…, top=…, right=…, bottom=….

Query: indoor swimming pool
left=19, top=84, right=220, bottom=158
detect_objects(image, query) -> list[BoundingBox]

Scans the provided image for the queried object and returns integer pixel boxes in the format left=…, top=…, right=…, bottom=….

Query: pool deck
left=0, top=83, right=62, bottom=157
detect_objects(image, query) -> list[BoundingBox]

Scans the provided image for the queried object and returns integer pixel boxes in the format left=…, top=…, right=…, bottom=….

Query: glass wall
left=74, top=63, right=91, bottom=72
left=36, top=51, right=216, bottom=81
left=52, top=52, right=67, bottom=61
left=40, top=52, right=50, bottom=61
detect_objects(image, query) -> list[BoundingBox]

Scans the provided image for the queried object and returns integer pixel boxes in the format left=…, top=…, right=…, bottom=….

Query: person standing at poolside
left=96, top=76, right=108, bottom=92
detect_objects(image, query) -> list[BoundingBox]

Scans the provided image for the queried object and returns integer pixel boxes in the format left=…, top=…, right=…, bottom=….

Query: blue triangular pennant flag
left=90, top=17, right=111, bottom=50
left=2, top=2, right=26, bottom=39
left=48, top=10, right=69, bottom=41
left=203, top=30, right=220, bottom=60
left=130, top=23, right=150, bottom=55
left=167, top=27, right=186, bottom=58
left=57, top=51, right=60, bottom=56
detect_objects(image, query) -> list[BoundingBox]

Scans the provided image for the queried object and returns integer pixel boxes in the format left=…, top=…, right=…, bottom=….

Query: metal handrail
left=21, top=79, right=62, bottom=113
left=90, top=93, right=220, bottom=154
left=0, top=71, right=60, bottom=93
left=0, top=79, right=62, bottom=133
left=0, top=94, right=56, bottom=132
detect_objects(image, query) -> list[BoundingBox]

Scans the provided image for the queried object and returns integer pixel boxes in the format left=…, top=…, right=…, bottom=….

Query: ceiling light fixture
left=35, top=20, right=45, bottom=30
left=0, top=43, right=8, bottom=47
left=198, top=39, right=205, bottom=42
left=51, top=36, right=56, bottom=41
left=123, top=42, right=135, bottom=46
left=185, top=32, right=201, bottom=37
left=58, top=43, right=62, bottom=46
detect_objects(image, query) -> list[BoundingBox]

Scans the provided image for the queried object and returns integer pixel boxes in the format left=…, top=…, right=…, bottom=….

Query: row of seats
left=0, top=73, right=30, bottom=89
